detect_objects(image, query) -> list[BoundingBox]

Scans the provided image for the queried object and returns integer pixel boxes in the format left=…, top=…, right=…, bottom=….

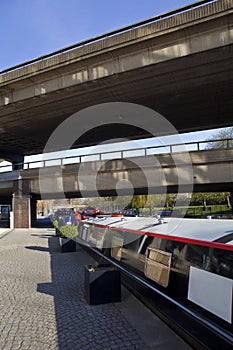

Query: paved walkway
left=0, top=228, right=11, bottom=238
left=0, top=228, right=192, bottom=350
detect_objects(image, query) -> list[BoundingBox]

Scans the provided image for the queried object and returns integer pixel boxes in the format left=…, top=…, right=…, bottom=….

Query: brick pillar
left=13, top=179, right=31, bottom=228
left=13, top=195, right=31, bottom=228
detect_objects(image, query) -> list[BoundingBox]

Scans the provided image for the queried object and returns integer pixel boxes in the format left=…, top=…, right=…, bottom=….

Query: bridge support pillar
left=12, top=179, right=35, bottom=228
left=13, top=195, right=31, bottom=228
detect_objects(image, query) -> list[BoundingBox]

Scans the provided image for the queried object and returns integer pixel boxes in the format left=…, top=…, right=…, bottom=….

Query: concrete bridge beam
left=0, top=153, right=24, bottom=170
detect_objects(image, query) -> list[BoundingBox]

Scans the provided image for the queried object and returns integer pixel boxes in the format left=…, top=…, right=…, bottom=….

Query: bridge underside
left=0, top=44, right=232, bottom=156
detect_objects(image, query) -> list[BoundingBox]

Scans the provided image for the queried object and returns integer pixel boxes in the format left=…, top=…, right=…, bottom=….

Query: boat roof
left=84, top=216, right=233, bottom=244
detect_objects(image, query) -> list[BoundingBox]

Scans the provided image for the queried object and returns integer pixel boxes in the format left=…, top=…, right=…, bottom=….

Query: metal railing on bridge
left=0, top=0, right=216, bottom=75
left=0, top=137, right=232, bottom=173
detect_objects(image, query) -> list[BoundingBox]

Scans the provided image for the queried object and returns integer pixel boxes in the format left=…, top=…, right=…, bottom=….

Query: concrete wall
left=23, top=148, right=233, bottom=197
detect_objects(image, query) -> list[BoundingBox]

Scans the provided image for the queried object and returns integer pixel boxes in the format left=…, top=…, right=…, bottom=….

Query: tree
left=191, top=193, right=210, bottom=208
left=131, top=195, right=147, bottom=210
left=205, top=127, right=233, bottom=213
left=165, top=194, right=177, bottom=209
left=210, top=192, right=231, bottom=206
left=205, top=127, right=233, bottom=149
left=191, top=192, right=230, bottom=208
left=146, top=194, right=165, bottom=215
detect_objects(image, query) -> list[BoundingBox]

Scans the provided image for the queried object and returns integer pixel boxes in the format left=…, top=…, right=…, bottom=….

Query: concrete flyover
left=0, top=0, right=232, bottom=159
left=0, top=148, right=233, bottom=227
left=25, top=148, right=233, bottom=197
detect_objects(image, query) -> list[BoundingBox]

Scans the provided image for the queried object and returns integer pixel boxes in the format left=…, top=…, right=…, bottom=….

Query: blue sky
left=1, top=0, right=208, bottom=71
left=24, top=127, right=233, bottom=163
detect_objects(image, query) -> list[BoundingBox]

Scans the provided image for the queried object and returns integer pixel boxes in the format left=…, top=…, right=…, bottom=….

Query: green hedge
left=53, top=220, right=59, bottom=228
left=59, top=225, right=78, bottom=238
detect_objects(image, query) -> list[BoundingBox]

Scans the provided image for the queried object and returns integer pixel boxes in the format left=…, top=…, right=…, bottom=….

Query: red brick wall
left=13, top=196, right=30, bottom=228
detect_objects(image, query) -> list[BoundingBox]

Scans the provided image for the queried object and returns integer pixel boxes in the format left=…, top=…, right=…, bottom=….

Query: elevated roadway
left=20, top=148, right=233, bottom=197
left=0, top=0, right=232, bottom=159
left=1, top=146, right=233, bottom=227
left=1, top=148, right=233, bottom=198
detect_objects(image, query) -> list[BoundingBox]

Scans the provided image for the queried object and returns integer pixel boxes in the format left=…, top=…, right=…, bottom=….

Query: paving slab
left=0, top=228, right=192, bottom=350
left=0, top=228, right=11, bottom=239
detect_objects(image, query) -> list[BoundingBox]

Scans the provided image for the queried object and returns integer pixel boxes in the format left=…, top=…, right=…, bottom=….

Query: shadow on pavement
left=25, top=246, right=50, bottom=252
left=36, top=236, right=150, bottom=350
left=30, top=234, right=54, bottom=238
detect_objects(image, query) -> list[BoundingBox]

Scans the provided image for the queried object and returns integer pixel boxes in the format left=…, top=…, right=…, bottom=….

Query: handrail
left=0, top=137, right=232, bottom=173
left=0, top=0, right=216, bottom=75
